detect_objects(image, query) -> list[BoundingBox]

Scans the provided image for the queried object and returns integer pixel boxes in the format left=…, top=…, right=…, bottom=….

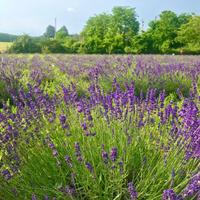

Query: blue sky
left=0, top=0, right=200, bottom=36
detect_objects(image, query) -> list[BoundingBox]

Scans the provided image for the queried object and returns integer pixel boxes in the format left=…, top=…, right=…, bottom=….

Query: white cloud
left=67, top=7, right=75, bottom=12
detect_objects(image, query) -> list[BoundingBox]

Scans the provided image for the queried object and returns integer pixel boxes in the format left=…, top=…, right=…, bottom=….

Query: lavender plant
left=0, top=55, right=199, bottom=200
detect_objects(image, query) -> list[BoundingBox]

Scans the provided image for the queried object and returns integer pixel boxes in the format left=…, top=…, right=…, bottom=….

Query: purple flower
left=44, top=195, right=49, bottom=200
left=182, top=173, right=200, bottom=198
left=59, top=115, right=66, bottom=124
left=101, top=144, right=109, bottom=164
left=65, top=185, right=76, bottom=196
left=162, top=189, right=183, bottom=200
left=160, top=90, right=165, bottom=108
left=31, top=194, right=37, bottom=200
left=48, top=142, right=55, bottom=149
left=65, top=155, right=73, bottom=168
left=85, top=162, right=93, bottom=173
left=81, top=122, right=87, bottom=131
left=178, top=100, right=200, bottom=159
left=74, top=142, right=83, bottom=162
left=76, top=102, right=83, bottom=113
left=59, top=114, right=69, bottom=130
left=2, top=169, right=12, bottom=180
left=52, top=149, right=58, bottom=157
left=110, top=147, right=118, bottom=162
left=118, top=161, right=124, bottom=174
left=102, top=151, right=109, bottom=164
left=128, top=182, right=138, bottom=200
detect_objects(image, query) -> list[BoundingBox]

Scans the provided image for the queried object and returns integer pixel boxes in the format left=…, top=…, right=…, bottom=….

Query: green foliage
left=0, top=33, right=18, bottom=42
left=104, top=7, right=139, bottom=54
left=147, top=11, right=192, bottom=53
left=131, top=32, right=154, bottom=54
left=176, top=16, right=200, bottom=50
left=79, top=8, right=197, bottom=54
left=8, top=35, right=41, bottom=53
left=44, top=25, right=56, bottom=38
left=7, top=34, right=79, bottom=54
left=41, top=39, right=66, bottom=53
left=63, top=36, right=80, bottom=53
left=99, top=70, right=192, bottom=98
left=80, top=13, right=111, bottom=53
left=80, top=6, right=139, bottom=54
left=2, top=7, right=200, bottom=54
left=56, top=26, right=69, bottom=40
left=0, top=80, right=11, bottom=107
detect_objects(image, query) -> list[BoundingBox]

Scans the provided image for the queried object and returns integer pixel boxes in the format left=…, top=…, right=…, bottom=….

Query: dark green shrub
left=8, top=35, right=41, bottom=53
left=41, top=39, right=66, bottom=53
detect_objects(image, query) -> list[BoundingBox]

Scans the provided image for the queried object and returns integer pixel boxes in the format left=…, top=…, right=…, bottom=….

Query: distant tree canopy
left=44, top=25, right=56, bottom=38
left=176, top=16, right=200, bottom=53
left=147, top=11, right=192, bottom=53
left=80, top=6, right=139, bottom=54
left=104, top=7, right=139, bottom=54
left=8, top=35, right=41, bottom=53
left=56, top=26, right=69, bottom=40
left=0, top=33, right=18, bottom=42
left=5, top=6, right=200, bottom=54
left=40, top=38, right=66, bottom=53
left=80, top=13, right=111, bottom=53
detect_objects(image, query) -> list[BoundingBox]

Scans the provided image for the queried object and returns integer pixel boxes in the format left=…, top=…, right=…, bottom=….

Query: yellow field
left=0, top=42, right=12, bottom=52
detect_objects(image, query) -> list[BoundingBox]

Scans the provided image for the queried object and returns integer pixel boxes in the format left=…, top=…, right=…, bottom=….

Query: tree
left=44, top=25, right=56, bottom=38
left=176, top=16, right=200, bottom=50
left=80, top=6, right=139, bottom=54
left=80, top=13, right=111, bottom=53
left=178, top=13, right=193, bottom=25
left=148, top=11, right=180, bottom=52
left=40, top=39, right=66, bottom=53
left=56, top=26, right=69, bottom=40
left=147, top=11, right=192, bottom=53
left=8, top=35, right=41, bottom=53
left=131, top=32, right=154, bottom=54
left=0, top=33, right=18, bottom=42
left=104, top=6, right=139, bottom=53
left=63, top=36, right=80, bottom=53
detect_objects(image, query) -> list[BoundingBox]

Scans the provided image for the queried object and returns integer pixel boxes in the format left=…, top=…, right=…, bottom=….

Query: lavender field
left=0, top=55, right=199, bottom=200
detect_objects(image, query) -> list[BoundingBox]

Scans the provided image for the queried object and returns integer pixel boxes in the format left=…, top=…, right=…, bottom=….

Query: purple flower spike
left=65, top=155, right=73, bottom=168
left=110, top=147, right=118, bottom=162
left=102, top=151, right=109, bottom=164
left=59, top=115, right=66, bottom=124
left=31, top=194, right=37, bottom=200
left=128, top=182, right=138, bottom=200
left=162, top=189, right=183, bottom=200
left=118, top=161, right=124, bottom=174
left=85, top=162, right=93, bottom=173
left=76, top=102, right=83, bottom=113
left=65, top=185, right=76, bottom=196
left=44, top=195, right=49, bottom=200
left=81, top=122, right=87, bottom=131
left=2, top=169, right=12, bottom=180
left=74, top=142, right=83, bottom=162
left=52, top=149, right=58, bottom=157
left=182, top=173, right=200, bottom=198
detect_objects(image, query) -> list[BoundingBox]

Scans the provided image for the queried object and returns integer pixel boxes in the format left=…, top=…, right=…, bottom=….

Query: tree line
left=0, top=33, right=18, bottom=42
left=6, top=6, right=200, bottom=54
